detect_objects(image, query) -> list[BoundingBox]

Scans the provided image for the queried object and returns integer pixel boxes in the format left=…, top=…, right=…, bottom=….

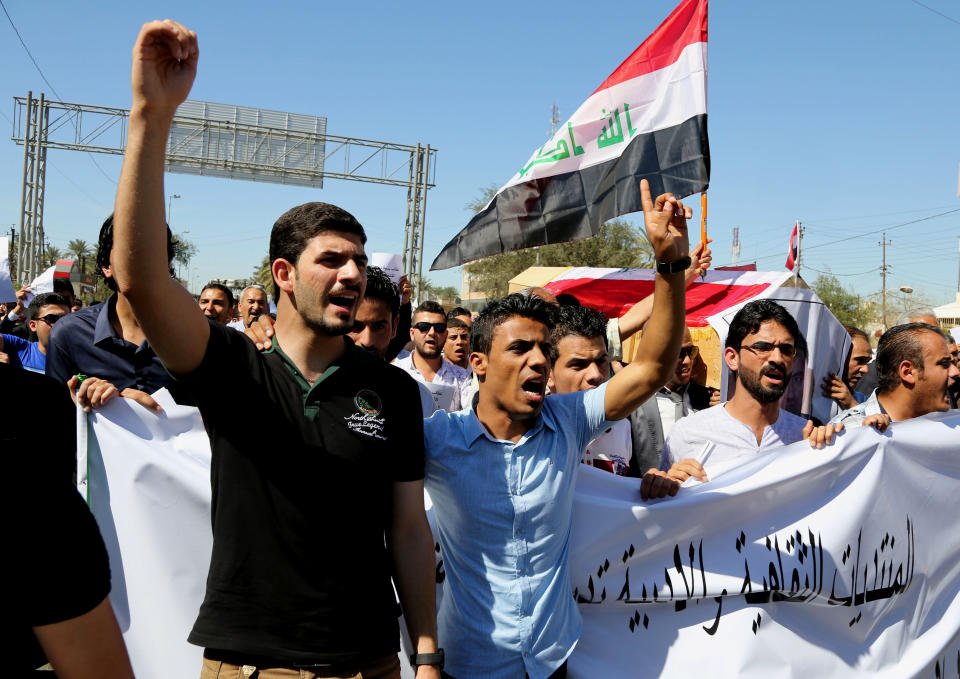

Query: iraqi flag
left=431, top=0, right=709, bottom=270
left=786, top=220, right=799, bottom=271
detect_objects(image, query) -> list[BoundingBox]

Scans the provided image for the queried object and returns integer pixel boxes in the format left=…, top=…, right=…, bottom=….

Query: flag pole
left=699, top=191, right=708, bottom=277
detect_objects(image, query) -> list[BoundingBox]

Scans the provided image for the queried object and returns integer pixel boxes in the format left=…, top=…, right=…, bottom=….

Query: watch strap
left=410, top=650, right=445, bottom=669
left=656, top=256, right=692, bottom=275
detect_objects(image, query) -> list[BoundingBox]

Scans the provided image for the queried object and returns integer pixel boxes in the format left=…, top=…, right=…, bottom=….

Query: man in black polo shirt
left=110, top=20, right=440, bottom=679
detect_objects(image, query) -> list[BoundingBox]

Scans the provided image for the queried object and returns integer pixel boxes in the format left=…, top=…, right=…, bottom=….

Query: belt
left=204, top=648, right=383, bottom=672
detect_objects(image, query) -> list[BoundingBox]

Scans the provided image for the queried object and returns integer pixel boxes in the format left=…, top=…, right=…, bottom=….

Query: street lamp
left=167, top=193, right=181, bottom=225
left=899, top=285, right=913, bottom=294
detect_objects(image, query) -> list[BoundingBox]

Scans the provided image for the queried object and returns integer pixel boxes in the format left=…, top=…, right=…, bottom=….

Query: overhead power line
left=909, top=0, right=960, bottom=26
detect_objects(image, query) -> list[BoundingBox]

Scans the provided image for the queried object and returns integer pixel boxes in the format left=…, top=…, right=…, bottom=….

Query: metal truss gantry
left=11, top=93, right=435, bottom=288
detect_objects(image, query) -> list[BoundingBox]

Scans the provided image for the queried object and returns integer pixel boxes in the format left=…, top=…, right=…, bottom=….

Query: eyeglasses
left=678, top=345, right=699, bottom=360
left=413, top=321, right=447, bottom=334
left=36, top=313, right=64, bottom=325
left=740, top=341, right=797, bottom=358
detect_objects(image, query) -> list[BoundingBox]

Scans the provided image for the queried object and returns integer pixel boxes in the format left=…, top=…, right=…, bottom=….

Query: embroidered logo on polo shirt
left=354, top=389, right=382, bottom=416
left=346, top=389, right=387, bottom=440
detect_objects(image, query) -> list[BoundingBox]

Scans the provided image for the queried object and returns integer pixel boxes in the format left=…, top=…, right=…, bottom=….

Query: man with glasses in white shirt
left=660, top=300, right=815, bottom=483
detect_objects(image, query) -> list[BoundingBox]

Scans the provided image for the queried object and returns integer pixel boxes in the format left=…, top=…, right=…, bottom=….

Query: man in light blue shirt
left=424, top=180, right=690, bottom=679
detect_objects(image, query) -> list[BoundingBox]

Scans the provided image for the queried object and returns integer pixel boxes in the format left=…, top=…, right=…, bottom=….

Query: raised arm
left=616, top=239, right=711, bottom=343
left=604, top=180, right=690, bottom=420
left=113, top=20, right=208, bottom=374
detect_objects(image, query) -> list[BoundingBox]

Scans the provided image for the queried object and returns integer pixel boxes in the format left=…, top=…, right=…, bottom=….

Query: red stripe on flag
left=545, top=276, right=770, bottom=327
left=592, top=0, right=708, bottom=95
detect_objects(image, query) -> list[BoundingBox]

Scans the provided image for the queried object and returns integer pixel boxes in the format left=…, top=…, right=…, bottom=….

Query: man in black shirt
left=110, top=20, right=439, bottom=679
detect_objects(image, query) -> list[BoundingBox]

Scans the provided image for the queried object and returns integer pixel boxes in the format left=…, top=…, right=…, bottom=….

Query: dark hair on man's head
left=556, top=293, right=581, bottom=307
left=447, top=316, right=468, bottom=331
left=364, top=266, right=400, bottom=318
left=844, top=325, right=870, bottom=345
left=96, top=214, right=175, bottom=292
left=725, top=299, right=807, bottom=355
left=414, top=300, right=446, bottom=319
left=471, top=293, right=555, bottom=356
left=876, top=322, right=943, bottom=393
left=550, top=304, right=607, bottom=361
left=268, top=202, right=366, bottom=301
left=52, top=279, right=74, bottom=299
left=29, top=292, right=69, bottom=318
left=447, top=306, right=471, bottom=321
left=201, top=282, right=235, bottom=307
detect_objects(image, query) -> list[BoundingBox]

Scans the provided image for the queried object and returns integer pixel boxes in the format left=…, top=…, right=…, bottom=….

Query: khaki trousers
left=200, top=654, right=400, bottom=679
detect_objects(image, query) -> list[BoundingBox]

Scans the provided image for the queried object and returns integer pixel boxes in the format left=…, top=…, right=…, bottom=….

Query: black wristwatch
left=656, top=255, right=692, bottom=275
left=410, top=649, right=445, bottom=669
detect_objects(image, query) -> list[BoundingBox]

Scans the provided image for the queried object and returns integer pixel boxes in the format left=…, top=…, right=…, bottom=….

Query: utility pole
left=793, top=220, right=803, bottom=288
left=879, top=233, right=891, bottom=329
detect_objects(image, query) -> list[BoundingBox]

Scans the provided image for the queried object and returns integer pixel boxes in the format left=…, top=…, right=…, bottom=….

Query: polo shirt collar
left=93, top=295, right=121, bottom=346
left=461, top=397, right=555, bottom=446
left=265, top=335, right=346, bottom=394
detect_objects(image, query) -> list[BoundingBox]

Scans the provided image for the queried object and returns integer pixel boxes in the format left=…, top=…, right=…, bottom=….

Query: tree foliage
left=67, top=238, right=93, bottom=274
left=811, top=273, right=875, bottom=329
left=252, top=254, right=273, bottom=290
left=43, top=245, right=62, bottom=269
left=171, top=234, right=197, bottom=271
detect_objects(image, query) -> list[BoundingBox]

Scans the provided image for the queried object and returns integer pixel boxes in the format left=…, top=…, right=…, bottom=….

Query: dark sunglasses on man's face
left=413, top=321, right=447, bottom=334
left=678, top=345, right=699, bottom=360
left=37, top=313, right=64, bottom=325
left=740, top=341, right=797, bottom=359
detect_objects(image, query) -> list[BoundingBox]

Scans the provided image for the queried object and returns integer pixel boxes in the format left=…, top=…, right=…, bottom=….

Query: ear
left=272, top=258, right=295, bottom=297
left=101, top=264, right=113, bottom=280
left=469, top=351, right=488, bottom=381
left=28, top=319, right=38, bottom=333
left=723, top=346, right=739, bottom=372
left=390, top=315, right=399, bottom=340
left=547, top=370, right=556, bottom=394
left=898, top=360, right=919, bottom=387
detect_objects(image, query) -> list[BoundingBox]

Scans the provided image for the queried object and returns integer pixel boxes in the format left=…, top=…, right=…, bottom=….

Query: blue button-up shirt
left=45, top=294, right=191, bottom=404
left=424, top=383, right=609, bottom=679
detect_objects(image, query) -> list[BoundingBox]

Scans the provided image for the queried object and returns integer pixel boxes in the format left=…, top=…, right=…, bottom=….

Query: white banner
left=81, top=390, right=211, bottom=679
left=568, top=411, right=960, bottom=678
left=82, top=396, right=960, bottom=678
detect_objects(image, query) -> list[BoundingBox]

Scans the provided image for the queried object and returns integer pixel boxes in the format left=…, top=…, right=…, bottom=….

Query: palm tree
left=44, top=245, right=62, bottom=268
left=67, top=238, right=92, bottom=274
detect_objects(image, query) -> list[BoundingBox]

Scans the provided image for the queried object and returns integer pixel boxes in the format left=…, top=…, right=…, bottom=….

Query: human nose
left=339, top=259, right=363, bottom=285
left=949, top=361, right=960, bottom=379
left=585, top=362, right=603, bottom=385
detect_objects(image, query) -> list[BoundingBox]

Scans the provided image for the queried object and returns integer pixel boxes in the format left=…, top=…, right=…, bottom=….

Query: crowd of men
left=9, top=18, right=960, bottom=679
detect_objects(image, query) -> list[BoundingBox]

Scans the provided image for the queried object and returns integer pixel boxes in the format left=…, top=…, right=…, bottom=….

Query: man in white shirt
left=393, top=301, right=471, bottom=411
left=661, top=300, right=815, bottom=483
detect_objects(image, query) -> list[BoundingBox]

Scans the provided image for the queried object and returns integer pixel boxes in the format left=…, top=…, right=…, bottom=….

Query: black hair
left=549, top=304, right=607, bottom=362
left=96, top=214, right=175, bottom=292
left=844, top=325, right=870, bottom=346
left=414, top=300, right=446, bottom=318
left=52, top=278, right=75, bottom=299
left=200, top=282, right=235, bottom=307
left=447, top=316, right=468, bottom=330
left=363, top=266, right=400, bottom=318
left=446, top=306, right=471, bottom=321
left=556, top=293, right=582, bottom=307
left=725, top=299, right=808, bottom=356
left=268, top=202, right=367, bottom=301
left=28, top=292, right=69, bottom=319
left=471, top=293, right=555, bottom=356
left=876, top=322, right=942, bottom=393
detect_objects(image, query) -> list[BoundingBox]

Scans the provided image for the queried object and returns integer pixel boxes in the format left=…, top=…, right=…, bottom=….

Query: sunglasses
left=36, top=313, right=64, bottom=325
left=678, top=345, right=699, bottom=360
left=413, top=321, right=447, bottom=334
left=740, top=341, right=797, bottom=359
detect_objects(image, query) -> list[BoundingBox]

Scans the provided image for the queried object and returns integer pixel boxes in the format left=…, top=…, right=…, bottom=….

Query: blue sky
left=2, top=0, right=958, bottom=305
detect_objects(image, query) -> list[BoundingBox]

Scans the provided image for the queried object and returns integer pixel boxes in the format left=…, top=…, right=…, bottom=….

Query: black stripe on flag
left=431, top=114, right=709, bottom=270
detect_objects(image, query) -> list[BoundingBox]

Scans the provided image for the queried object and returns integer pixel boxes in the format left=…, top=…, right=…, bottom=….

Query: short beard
left=738, top=363, right=790, bottom=404
left=417, top=344, right=442, bottom=359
